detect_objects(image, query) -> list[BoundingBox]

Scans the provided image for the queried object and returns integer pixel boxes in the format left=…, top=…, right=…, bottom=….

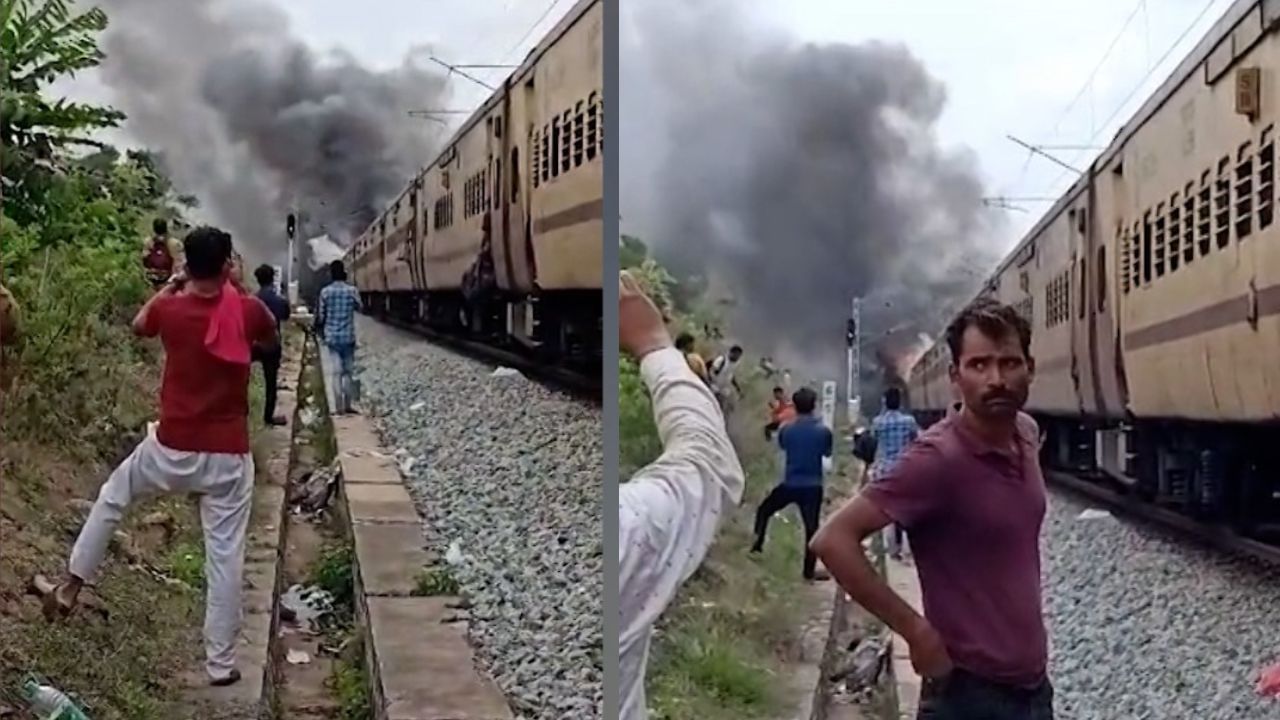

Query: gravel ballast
left=1044, top=487, right=1280, bottom=720
left=352, top=317, right=602, bottom=719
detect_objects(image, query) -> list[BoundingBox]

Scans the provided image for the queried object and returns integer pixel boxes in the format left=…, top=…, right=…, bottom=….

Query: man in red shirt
left=810, top=298, right=1053, bottom=719
left=41, top=226, right=277, bottom=688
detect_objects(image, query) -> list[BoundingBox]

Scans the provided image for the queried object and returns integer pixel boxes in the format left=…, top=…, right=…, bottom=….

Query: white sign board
left=821, top=381, right=837, bottom=472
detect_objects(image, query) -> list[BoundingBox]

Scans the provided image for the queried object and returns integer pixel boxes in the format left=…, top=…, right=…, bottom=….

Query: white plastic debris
left=400, top=456, right=416, bottom=476
left=491, top=366, right=523, bottom=379
left=286, top=649, right=312, bottom=665
left=409, top=401, right=427, bottom=411
left=299, top=407, right=318, bottom=428
left=1077, top=508, right=1113, bottom=520
left=445, top=540, right=465, bottom=566
left=281, top=584, right=335, bottom=632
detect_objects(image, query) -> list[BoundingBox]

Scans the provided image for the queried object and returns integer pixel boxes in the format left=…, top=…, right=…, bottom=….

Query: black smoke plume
left=621, top=1, right=1004, bottom=400
left=86, top=0, right=449, bottom=269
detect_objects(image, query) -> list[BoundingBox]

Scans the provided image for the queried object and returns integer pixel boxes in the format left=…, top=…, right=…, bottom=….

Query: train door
left=1069, top=202, right=1096, bottom=418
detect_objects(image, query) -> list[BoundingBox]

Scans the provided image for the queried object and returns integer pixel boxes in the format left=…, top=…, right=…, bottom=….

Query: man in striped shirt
left=870, top=387, right=920, bottom=559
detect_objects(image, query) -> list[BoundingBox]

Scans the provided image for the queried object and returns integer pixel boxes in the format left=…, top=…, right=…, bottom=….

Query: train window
left=1198, top=171, right=1212, bottom=256
left=511, top=147, right=520, bottom=199
left=494, top=116, right=503, bottom=139
left=1182, top=182, right=1195, bottom=264
left=561, top=110, right=572, bottom=174
left=586, top=92, right=599, bottom=161
left=598, top=98, right=604, bottom=153
left=1215, top=156, right=1230, bottom=248
left=1141, top=210, right=1152, bottom=285
left=1131, top=221, right=1141, bottom=290
left=1097, top=245, right=1107, bottom=311
left=531, top=130, right=541, bottom=189
left=1168, top=193, right=1181, bottom=273
left=1235, top=142, right=1253, bottom=240
left=551, top=116, right=562, bottom=179
left=1120, top=228, right=1131, bottom=295
left=1154, top=202, right=1166, bottom=278
left=1259, top=130, right=1274, bottom=229
left=573, top=100, right=585, bottom=168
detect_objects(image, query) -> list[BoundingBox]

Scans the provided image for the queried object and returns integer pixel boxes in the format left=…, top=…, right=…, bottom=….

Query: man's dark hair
left=330, top=260, right=348, bottom=282
left=675, top=332, right=695, bottom=351
left=884, top=386, right=902, bottom=410
left=153, top=218, right=167, bottom=236
left=773, top=386, right=784, bottom=395
left=945, top=297, right=1032, bottom=365
left=255, top=264, right=276, bottom=287
left=792, top=387, right=817, bottom=414
left=183, top=226, right=232, bottom=280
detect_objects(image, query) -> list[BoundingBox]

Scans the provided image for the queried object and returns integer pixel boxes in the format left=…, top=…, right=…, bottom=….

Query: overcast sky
left=758, top=0, right=1235, bottom=245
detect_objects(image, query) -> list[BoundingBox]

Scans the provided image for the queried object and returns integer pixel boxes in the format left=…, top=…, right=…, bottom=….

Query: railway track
left=1046, top=470, right=1280, bottom=567
left=366, top=312, right=602, bottom=402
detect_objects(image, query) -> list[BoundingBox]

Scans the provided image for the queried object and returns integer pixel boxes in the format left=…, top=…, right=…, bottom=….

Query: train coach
left=907, top=0, right=1280, bottom=539
left=348, top=0, right=602, bottom=372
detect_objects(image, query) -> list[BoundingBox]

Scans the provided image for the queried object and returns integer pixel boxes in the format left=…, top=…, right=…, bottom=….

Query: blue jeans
left=328, top=342, right=357, bottom=411
left=918, top=669, right=1054, bottom=720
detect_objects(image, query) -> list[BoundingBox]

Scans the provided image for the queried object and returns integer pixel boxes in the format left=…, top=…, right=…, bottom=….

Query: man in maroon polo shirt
left=39, top=226, right=277, bottom=688
left=811, top=298, right=1052, bottom=719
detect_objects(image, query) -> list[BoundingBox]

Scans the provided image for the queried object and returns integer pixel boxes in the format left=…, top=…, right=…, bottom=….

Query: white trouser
left=69, top=423, right=254, bottom=681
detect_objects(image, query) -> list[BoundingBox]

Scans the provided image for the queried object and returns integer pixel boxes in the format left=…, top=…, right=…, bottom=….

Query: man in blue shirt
left=253, top=264, right=291, bottom=426
left=749, top=386, right=833, bottom=581
left=316, top=260, right=362, bottom=414
left=870, top=387, right=920, bottom=559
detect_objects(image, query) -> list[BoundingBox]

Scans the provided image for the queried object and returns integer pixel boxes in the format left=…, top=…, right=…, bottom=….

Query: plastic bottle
left=20, top=680, right=90, bottom=720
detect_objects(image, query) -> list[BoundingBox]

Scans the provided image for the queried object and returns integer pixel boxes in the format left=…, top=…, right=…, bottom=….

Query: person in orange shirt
left=764, top=386, right=796, bottom=440
left=675, top=332, right=709, bottom=385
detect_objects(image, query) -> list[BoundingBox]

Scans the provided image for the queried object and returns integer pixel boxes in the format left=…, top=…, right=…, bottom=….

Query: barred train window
left=561, top=110, right=572, bottom=174
left=1168, top=193, right=1181, bottom=273
left=542, top=125, right=551, bottom=182
left=1120, top=227, right=1130, bottom=295
left=1197, top=171, right=1211, bottom=256
left=586, top=92, right=599, bottom=161
left=1154, top=202, right=1166, bottom=278
left=1078, top=258, right=1087, bottom=320
left=1236, top=142, right=1253, bottom=240
left=573, top=100, right=585, bottom=167
left=1142, top=211, right=1152, bottom=285
left=1260, top=128, right=1275, bottom=229
left=1097, top=245, right=1106, bottom=311
left=1182, top=182, right=1194, bottom=264
left=1215, top=156, right=1230, bottom=249
left=531, top=129, right=541, bottom=188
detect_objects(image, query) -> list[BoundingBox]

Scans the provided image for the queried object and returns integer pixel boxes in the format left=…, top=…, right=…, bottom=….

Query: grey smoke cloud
left=87, top=0, right=449, bottom=268
left=621, top=0, right=1004, bottom=390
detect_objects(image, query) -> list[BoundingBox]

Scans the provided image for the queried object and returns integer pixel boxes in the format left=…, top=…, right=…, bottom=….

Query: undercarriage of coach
left=1036, top=414, right=1280, bottom=542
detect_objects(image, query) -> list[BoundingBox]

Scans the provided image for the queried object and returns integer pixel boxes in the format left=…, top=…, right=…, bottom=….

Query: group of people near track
left=619, top=269, right=1054, bottom=720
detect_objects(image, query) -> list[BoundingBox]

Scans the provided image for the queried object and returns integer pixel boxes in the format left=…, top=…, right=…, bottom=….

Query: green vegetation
left=412, top=566, right=461, bottom=597
left=620, top=237, right=854, bottom=720
left=0, top=2, right=241, bottom=713
left=330, top=635, right=372, bottom=720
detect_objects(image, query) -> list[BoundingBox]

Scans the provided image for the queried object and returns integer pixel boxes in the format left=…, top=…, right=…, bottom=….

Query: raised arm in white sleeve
left=617, top=346, right=746, bottom=719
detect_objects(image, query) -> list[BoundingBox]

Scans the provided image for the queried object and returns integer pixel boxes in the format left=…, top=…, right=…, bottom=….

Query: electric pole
left=847, top=296, right=861, bottom=424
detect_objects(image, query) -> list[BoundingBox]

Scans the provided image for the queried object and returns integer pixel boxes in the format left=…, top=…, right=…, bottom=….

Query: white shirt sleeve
left=618, top=347, right=745, bottom=649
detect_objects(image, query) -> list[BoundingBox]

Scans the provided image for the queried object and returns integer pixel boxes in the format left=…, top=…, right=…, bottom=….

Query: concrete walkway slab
left=346, top=483, right=420, bottom=524
left=368, top=597, right=513, bottom=720
left=354, top=523, right=435, bottom=596
left=341, top=452, right=402, bottom=485
left=886, top=555, right=923, bottom=719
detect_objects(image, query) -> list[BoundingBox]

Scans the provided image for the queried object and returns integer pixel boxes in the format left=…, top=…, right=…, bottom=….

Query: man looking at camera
left=810, top=298, right=1053, bottom=719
